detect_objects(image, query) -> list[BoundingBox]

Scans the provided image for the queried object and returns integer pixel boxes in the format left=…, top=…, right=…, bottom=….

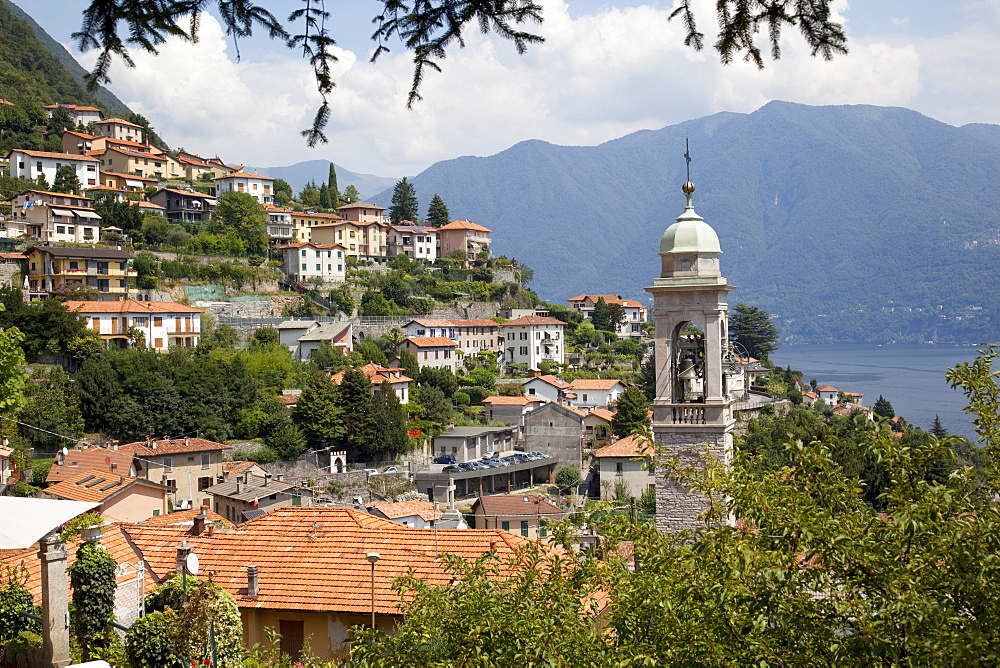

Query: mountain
left=373, top=102, right=1000, bottom=344
left=0, top=0, right=130, bottom=113
left=255, top=160, right=398, bottom=200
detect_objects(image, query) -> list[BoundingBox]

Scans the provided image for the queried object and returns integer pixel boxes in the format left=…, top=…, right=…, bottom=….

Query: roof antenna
left=684, top=138, right=692, bottom=183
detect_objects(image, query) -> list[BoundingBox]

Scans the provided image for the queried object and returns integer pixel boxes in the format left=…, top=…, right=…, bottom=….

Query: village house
left=213, top=171, right=274, bottom=204
left=6, top=149, right=101, bottom=189
left=522, top=402, right=586, bottom=470
left=25, top=246, right=134, bottom=298
left=817, top=385, right=839, bottom=405
left=337, top=200, right=389, bottom=224
left=290, top=211, right=344, bottom=243
left=5, top=189, right=101, bottom=244
left=357, top=220, right=390, bottom=260
left=174, top=154, right=217, bottom=180
left=281, top=241, right=348, bottom=287
left=367, top=500, right=443, bottom=528
left=264, top=204, right=294, bottom=245
left=308, top=220, right=364, bottom=258
left=470, top=494, right=565, bottom=540
left=97, top=170, right=157, bottom=193
left=481, top=395, right=545, bottom=425
left=45, top=446, right=136, bottom=485
left=222, top=461, right=270, bottom=481
left=205, top=472, right=314, bottom=524
left=0, top=442, right=12, bottom=487
left=93, top=117, right=144, bottom=143
left=582, top=408, right=616, bottom=444
left=64, top=299, right=202, bottom=351
left=44, top=469, right=169, bottom=523
left=119, top=437, right=231, bottom=511
left=94, top=146, right=178, bottom=180
left=63, top=131, right=164, bottom=159
left=148, top=188, right=217, bottom=224
left=399, top=336, right=459, bottom=373
left=593, top=434, right=655, bottom=501
left=522, top=374, right=574, bottom=404
left=294, top=322, right=354, bottom=362
left=403, top=318, right=503, bottom=358
left=567, top=293, right=648, bottom=340
left=501, top=315, right=565, bottom=369
left=331, top=362, right=411, bottom=403
left=567, top=379, right=627, bottom=410
left=388, top=225, right=438, bottom=260
left=44, top=103, right=103, bottom=125
left=437, top=220, right=491, bottom=260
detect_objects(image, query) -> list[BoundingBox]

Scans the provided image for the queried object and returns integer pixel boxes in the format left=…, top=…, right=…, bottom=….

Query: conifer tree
left=427, top=194, right=450, bottom=228
left=371, top=381, right=408, bottom=459
left=292, top=373, right=344, bottom=448
left=930, top=414, right=949, bottom=439
left=338, top=367, right=376, bottom=460
left=53, top=165, right=81, bottom=194
left=591, top=297, right=612, bottom=332
left=327, top=163, right=340, bottom=205
left=612, top=386, right=651, bottom=438
left=343, top=185, right=360, bottom=203
left=873, top=395, right=895, bottom=419
left=390, top=177, right=419, bottom=224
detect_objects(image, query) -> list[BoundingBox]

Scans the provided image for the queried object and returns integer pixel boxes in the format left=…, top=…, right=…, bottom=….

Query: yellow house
left=96, top=146, right=182, bottom=180
left=290, top=211, right=345, bottom=242
left=309, top=220, right=363, bottom=259
left=25, top=246, right=134, bottom=298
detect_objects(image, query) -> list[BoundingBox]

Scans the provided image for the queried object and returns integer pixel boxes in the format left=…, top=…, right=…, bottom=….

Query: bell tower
left=645, top=181, right=736, bottom=532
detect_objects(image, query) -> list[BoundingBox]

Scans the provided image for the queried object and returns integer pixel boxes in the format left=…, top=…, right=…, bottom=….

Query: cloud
left=74, top=0, right=991, bottom=178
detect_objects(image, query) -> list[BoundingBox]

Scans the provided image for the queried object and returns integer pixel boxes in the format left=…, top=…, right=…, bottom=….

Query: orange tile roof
left=337, top=201, right=385, bottom=210
left=46, top=448, right=134, bottom=484
left=63, top=130, right=98, bottom=139
left=502, top=316, right=565, bottom=326
left=586, top=408, right=616, bottom=422
left=569, top=379, right=625, bottom=390
left=368, top=500, right=442, bottom=522
left=817, top=386, right=838, bottom=392
left=140, top=508, right=233, bottom=527
left=472, top=494, right=565, bottom=519
left=408, top=318, right=454, bottom=327
left=46, top=469, right=166, bottom=504
left=567, top=294, right=620, bottom=303
left=294, top=211, right=344, bottom=220
left=283, top=241, right=346, bottom=250
left=119, top=437, right=231, bottom=456
left=63, top=300, right=202, bottom=314
left=95, top=117, right=142, bottom=127
left=803, top=391, right=819, bottom=399
left=137, top=201, right=165, bottom=210
left=557, top=403, right=587, bottom=417
left=448, top=319, right=501, bottom=327
left=277, top=394, right=298, bottom=405
left=119, top=506, right=542, bottom=614
left=528, top=374, right=570, bottom=389
left=482, top=396, right=542, bottom=405
left=593, top=434, right=653, bottom=458
left=8, top=149, right=100, bottom=161
left=404, top=336, right=457, bottom=348
left=438, top=219, right=492, bottom=233
left=222, top=461, right=259, bottom=477
left=8, top=188, right=93, bottom=201
left=331, top=363, right=413, bottom=387
left=842, top=391, right=863, bottom=397
left=213, top=171, right=273, bottom=180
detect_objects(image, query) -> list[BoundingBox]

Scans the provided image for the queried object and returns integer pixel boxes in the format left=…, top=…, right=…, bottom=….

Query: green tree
left=209, top=191, right=268, bottom=256
left=591, top=297, right=611, bottom=332
left=342, top=184, right=361, bottom=202
left=554, top=465, right=582, bottom=491
left=297, top=181, right=320, bottom=207
left=390, top=177, right=419, bottom=224
left=416, top=385, right=453, bottom=426
left=371, top=381, right=409, bottom=460
left=611, top=386, right=650, bottom=438
left=20, top=368, right=85, bottom=452
left=399, top=349, right=419, bottom=380
left=267, top=424, right=307, bottom=460
left=250, top=326, right=279, bottom=348
left=427, top=193, right=450, bottom=228
left=52, top=165, right=81, bottom=194
left=273, top=178, right=293, bottom=206
left=357, top=339, right=388, bottom=366
left=338, top=367, right=376, bottom=460
left=873, top=394, right=895, bottom=419
left=930, top=414, right=949, bottom=439
left=606, top=303, right=626, bottom=332
left=309, top=341, right=347, bottom=371
left=327, top=162, right=340, bottom=205
left=730, top=303, right=779, bottom=361
left=330, top=285, right=356, bottom=316
left=360, top=292, right=397, bottom=317
left=0, top=305, right=27, bottom=418
left=292, top=373, right=344, bottom=448
left=69, top=541, right=116, bottom=660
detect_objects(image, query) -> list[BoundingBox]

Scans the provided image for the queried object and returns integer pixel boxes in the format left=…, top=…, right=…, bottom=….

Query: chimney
left=236, top=481, right=241, bottom=495
left=185, top=437, right=189, bottom=446
left=247, top=565, right=259, bottom=597
left=175, top=540, right=191, bottom=575
left=274, top=474, right=283, bottom=482
left=192, top=511, right=206, bottom=536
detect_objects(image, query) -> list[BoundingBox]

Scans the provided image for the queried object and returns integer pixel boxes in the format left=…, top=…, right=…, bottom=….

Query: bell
left=678, top=353, right=699, bottom=380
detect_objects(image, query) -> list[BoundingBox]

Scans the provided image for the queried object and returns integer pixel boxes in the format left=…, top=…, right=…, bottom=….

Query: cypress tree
left=371, top=381, right=408, bottom=459
left=328, top=163, right=340, bottom=205
left=338, top=367, right=376, bottom=460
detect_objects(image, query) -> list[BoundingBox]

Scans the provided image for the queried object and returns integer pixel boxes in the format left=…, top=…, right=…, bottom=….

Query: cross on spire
left=684, top=138, right=692, bottom=182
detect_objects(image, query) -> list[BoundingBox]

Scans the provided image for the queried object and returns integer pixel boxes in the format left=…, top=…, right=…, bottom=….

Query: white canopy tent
left=0, top=497, right=98, bottom=549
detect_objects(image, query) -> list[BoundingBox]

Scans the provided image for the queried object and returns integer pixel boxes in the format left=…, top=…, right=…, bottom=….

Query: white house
left=6, top=149, right=101, bottom=190
left=403, top=318, right=503, bottom=360
left=93, top=117, right=145, bottom=144
left=295, top=322, right=354, bottom=361
left=388, top=225, right=438, bottom=260
left=281, top=241, right=347, bottom=286
left=567, top=379, right=627, bottom=410
left=522, top=375, right=573, bottom=404
left=593, top=434, right=655, bottom=500
left=44, top=103, right=104, bottom=125
left=817, top=385, right=839, bottom=405
left=213, top=171, right=275, bottom=205
left=500, top=315, right=566, bottom=369
left=367, top=501, right=442, bottom=528
left=400, top=337, right=459, bottom=373
left=331, top=363, right=412, bottom=403
left=64, top=300, right=202, bottom=351
left=265, top=204, right=294, bottom=245
left=567, top=294, right=648, bottom=340
left=5, top=189, right=101, bottom=244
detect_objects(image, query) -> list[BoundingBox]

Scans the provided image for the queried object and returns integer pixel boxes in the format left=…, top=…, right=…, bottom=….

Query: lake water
left=773, top=344, right=988, bottom=441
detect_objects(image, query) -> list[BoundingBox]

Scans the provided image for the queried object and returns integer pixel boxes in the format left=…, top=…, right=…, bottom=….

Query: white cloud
left=74, top=0, right=998, bottom=177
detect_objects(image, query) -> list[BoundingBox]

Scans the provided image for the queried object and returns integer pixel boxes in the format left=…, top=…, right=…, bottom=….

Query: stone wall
left=652, top=429, right=732, bottom=533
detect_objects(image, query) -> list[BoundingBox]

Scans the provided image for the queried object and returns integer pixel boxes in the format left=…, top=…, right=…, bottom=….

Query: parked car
left=434, top=455, right=456, bottom=464
left=383, top=466, right=400, bottom=474
left=501, top=456, right=520, bottom=465
left=457, top=462, right=478, bottom=471
left=443, top=465, right=461, bottom=473
left=529, top=451, right=548, bottom=459
left=364, top=468, right=378, bottom=476
left=483, top=450, right=499, bottom=460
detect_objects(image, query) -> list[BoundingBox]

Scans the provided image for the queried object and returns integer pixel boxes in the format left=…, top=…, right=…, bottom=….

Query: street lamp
left=365, top=552, right=380, bottom=630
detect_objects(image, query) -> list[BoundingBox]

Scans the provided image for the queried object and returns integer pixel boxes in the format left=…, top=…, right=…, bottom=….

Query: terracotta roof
left=803, top=391, right=819, bottom=399
left=842, top=391, right=863, bottom=397
left=8, top=149, right=100, bottom=161
left=283, top=241, right=346, bottom=250
left=593, top=434, right=654, bottom=458
left=277, top=395, right=298, bottom=406
left=293, top=211, right=344, bottom=220
left=567, top=294, right=644, bottom=309
left=8, top=188, right=93, bottom=201
left=141, top=508, right=233, bottom=527
left=46, top=448, right=134, bottom=484
left=222, top=461, right=260, bottom=477
left=482, top=396, right=541, bottom=405
left=331, top=363, right=413, bottom=387
left=586, top=408, right=616, bottom=422
left=337, top=201, right=385, bottom=210
left=213, top=171, right=273, bottom=180
left=557, top=403, right=587, bottom=417
left=95, top=117, right=142, bottom=127
left=569, top=379, right=625, bottom=390
left=438, top=219, right=492, bottom=233
left=46, top=104, right=101, bottom=112
left=119, top=506, right=543, bottom=614
left=404, top=336, right=458, bottom=348
left=46, top=469, right=166, bottom=504
left=63, top=130, right=98, bottom=139
left=368, top=501, right=442, bottom=522
left=502, top=316, right=565, bottom=327
left=63, top=300, right=202, bottom=314
left=0, top=253, right=25, bottom=260
left=119, top=438, right=231, bottom=456
left=472, top=494, right=565, bottom=519
left=29, top=246, right=133, bottom=260
left=137, top=201, right=165, bottom=210
left=408, top=318, right=454, bottom=327
left=447, top=319, right=500, bottom=327
left=817, top=386, right=838, bottom=392
left=527, top=374, right=570, bottom=389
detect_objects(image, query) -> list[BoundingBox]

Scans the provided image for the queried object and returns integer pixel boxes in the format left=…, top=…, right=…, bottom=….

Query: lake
left=772, top=344, right=988, bottom=441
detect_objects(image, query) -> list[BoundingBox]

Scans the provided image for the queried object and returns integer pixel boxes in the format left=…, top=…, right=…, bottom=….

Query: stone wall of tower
left=652, top=428, right=732, bottom=532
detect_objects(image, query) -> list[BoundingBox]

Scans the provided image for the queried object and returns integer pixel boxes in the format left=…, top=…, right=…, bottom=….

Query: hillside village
left=0, top=102, right=983, bottom=667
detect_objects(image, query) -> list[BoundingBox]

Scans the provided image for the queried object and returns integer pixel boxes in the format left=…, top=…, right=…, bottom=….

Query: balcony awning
left=73, top=210, right=101, bottom=219
left=50, top=208, right=74, bottom=216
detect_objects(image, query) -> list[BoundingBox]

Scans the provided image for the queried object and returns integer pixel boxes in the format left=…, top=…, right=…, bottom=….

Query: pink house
left=437, top=220, right=491, bottom=260
left=45, top=469, right=169, bottom=523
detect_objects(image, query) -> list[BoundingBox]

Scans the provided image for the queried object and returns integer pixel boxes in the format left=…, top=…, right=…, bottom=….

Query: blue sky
left=21, top=1, right=1000, bottom=176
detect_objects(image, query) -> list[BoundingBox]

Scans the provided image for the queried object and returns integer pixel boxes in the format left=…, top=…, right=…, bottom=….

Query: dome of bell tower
left=659, top=181, right=722, bottom=255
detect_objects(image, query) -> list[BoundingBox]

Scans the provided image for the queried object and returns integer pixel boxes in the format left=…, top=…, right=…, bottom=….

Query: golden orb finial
left=682, top=181, right=696, bottom=194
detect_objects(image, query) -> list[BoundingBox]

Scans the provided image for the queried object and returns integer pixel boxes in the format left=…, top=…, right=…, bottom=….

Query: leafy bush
left=69, top=542, right=116, bottom=660
left=555, top=466, right=583, bottom=491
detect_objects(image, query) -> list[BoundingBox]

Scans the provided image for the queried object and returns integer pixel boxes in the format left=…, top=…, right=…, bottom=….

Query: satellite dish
left=185, top=552, right=200, bottom=576
left=62, top=447, right=69, bottom=456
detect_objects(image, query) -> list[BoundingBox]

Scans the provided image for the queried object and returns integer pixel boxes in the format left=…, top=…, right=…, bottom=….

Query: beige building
left=593, top=434, right=655, bottom=500
left=400, top=336, right=459, bottom=373
left=25, top=246, right=134, bottom=298
left=120, top=437, right=231, bottom=511
left=95, top=146, right=180, bottom=180
left=308, top=220, right=363, bottom=258
left=45, top=468, right=169, bottom=523
left=93, top=117, right=145, bottom=143
left=6, top=189, right=101, bottom=244
left=213, top=171, right=274, bottom=205
left=337, top=200, right=388, bottom=224
left=64, top=299, right=202, bottom=351
left=471, top=494, right=566, bottom=540
left=357, top=220, right=390, bottom=259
